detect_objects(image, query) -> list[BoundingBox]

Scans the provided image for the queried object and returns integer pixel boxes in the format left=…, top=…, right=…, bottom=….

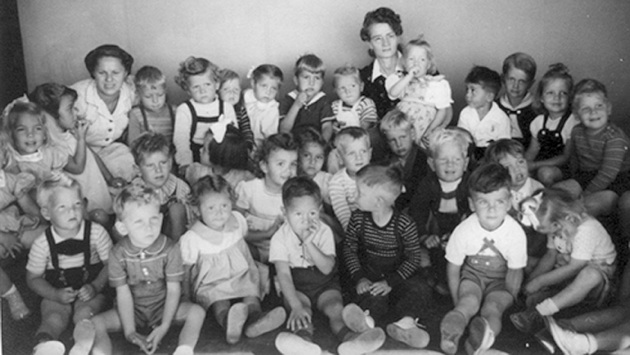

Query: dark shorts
left=291, top=266, right=341, bottom=306
left=131, top=281, right=167, bottom=328
left=574, top=170, right=630, bottom=196
left=461, top=255, right=509, bottom=297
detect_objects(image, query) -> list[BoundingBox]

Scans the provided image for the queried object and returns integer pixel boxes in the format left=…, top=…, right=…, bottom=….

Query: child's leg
left=537, top=166, right=563, bottom=187
left=548, top=266, right=606, bottom=312
left=440, top=280, right=482, bottom=355
left=172, top=301, right=206, bottom=352
left=72, top=293, right=108, bottom=324
left=316, top=289, right=345, bottom=334
left=479, top=290, right=513, bottom=336
left=453, top=280, right=483, bottom=320
left=90, top=309, right=122, bottom=355
left=584, top=190, right=618, bottom=217
left=242, top=295, right=262, bottom=318
left=619, top=191, right=630, bottom=248
left=562, top=303, right=630, bottom=334
left=592, top=318, right=630, bottom=352
left=553, top=179, right=582, bottom=199
left=211, top=299, right=232, bottom=328
left=0, top=266, right=30, bottom=319
left=37, top=298, right=72, bottom=340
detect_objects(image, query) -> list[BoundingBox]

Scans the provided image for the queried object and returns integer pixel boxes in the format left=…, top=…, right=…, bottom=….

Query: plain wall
left=16, top=0, right=630, bottom=130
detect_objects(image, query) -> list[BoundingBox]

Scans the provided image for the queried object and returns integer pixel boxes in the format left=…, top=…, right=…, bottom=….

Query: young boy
left=379, top=108, right=428, bottom=212
left=440, top=163, right=527, bottom=355
left=408, top=128, right=471, bottom=294
left=87, top=185, right=206, bottom=355
left=130, top=132, right=191, bottom=241
left=279, top=54, right=335, bottom=141
left=496, top=52, right=538, bottom=148
left=28, top=178, right=112, bottom=355
left=127, top=65, right=175, bottom=145
left=457, top=66, right=511, bottom=161
left=271, top=176, right=385, bottom=355
left=342, top=164, right=433, bottom=350
left=329, top=127, right=372, bottom=229
left=331, top=64, right=378, bottom=131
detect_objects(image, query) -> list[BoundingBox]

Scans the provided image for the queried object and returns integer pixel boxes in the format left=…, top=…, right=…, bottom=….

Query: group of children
left=0, top=35, right=628, bottom=355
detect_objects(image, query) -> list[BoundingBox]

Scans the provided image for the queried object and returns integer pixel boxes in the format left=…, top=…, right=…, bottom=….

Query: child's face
left=498, top=153, right=529, bottom=191
left=339, top=138, right=371, bottom=175
left=260, top=149, right=298, bottom=189
left=300, top=142, right=325, bottom=178
left=405, top=45, right=430, bottom=77
left=384, top=125, right=415, bottom=160
left=503, top=67, right=532, bottom=103
left=294, top=71, right=323, bottom=101
left=139, top=85, right=167, bottom=113
left=93, top=56, right=127, bottom=98
left=429, top=144, right=468, bottom=182
left=284, top=195, right=320, bottom=238
left=576, top=92, right=610, bottom=133
left=335, top=75, right=363, bottom=106
left=355, top=181, right=380, bottom=212
left=470, top=187, right=511, bottom=231
left=198, top=191, right=232, bottom=231
left=541, top=79, right=570, bottom=117
left=57, top=95, right=78, bottom=131
left=43, top=187, right=84, bottom=234
left=219, top=78, right=241, bottom=106
left=253, top=75, right=281, bottom=104
left=138, top=150, right=173, bottom=189
left=465, top=83, right=494, bottom=110
left=13, top=113, right=45, bottom=155
left=187, top=71, right=218, bottom=104
left=368, top=23, right=399, bottom=59
left=119, top=201, right=163, bottom=249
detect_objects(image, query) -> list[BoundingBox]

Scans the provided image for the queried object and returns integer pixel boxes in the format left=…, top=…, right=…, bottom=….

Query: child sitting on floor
left=440, top=163, right=527, bottom=355
left=330, top=64, right=378, bottom=131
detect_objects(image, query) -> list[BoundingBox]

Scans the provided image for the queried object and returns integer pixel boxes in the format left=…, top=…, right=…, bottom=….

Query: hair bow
left=246, top=66, right=256, bottom=80
left=519, top=191, right=543, bottom=229
left=1, top=94, right=30, bottom=126
left=209, top=119, right=229, bottom=144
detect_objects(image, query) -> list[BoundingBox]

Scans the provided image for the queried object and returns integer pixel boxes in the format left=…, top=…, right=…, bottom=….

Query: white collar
left=370, top=52, right=404, bottom=82
left=50, top=220, right=86, bottom=243
left=499, top=92, right=533, bottom=110
left=13, top=150, right=43, bottom=162
left=288, top=90, right=326, bottom=106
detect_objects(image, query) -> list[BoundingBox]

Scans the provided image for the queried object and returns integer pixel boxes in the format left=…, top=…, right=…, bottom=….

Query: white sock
left=536, top=298, right=559, bottom=316
left=2, top=284, right=16, bottom=298
left=393, top=316, right=416, bottom=329
left=173, top=345, right=194, bottom=355
left=586, top=333, right=598, bottom=354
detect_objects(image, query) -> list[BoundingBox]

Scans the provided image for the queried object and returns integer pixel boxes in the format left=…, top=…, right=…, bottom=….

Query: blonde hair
left=335, top=126, right=370, bottom=154
left=379, top=108, right=412, bottom=134
left=356, top=164, right=403, bottom=206
left=333, top=64, right=361, bottom=87
left=4, top=101, right=49, bottom=150
left=535, top=188, right=587, bottom=236
left=36, top=177, right=83, bottom=210
left=427, top=127, right=470, bottom=159
left=113, top=184, right=161, bottom=220
left=135, top=66, right=166, bottom=92
left=404, top=36, right=437, bottom=75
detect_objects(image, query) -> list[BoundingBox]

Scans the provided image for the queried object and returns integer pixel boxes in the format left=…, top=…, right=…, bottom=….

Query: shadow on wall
left=1, top=0, right=27, bottom=108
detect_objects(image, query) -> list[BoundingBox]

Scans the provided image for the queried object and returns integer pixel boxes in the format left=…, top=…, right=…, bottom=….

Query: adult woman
left=71, top=44, right=136, bottom=181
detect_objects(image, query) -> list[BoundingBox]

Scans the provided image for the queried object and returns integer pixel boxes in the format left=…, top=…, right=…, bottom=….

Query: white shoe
left=341, top=303, right=375, bottom=333
left=33, top=340, right=65, bottom=355
left=275, top=332, right=321, bottom=355
left=386, top=316, right=430, bottom=348
left=547, top=316, right=593, bottom=355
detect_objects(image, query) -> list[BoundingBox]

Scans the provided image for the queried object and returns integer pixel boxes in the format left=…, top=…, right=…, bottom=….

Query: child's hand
left=302, top=218, right=321, bottom=244
left=524, top=279, right=542, bottom=295
left=424, top=234, right=441, bottom=249
left=356, top=278, right=372, bottom=295
left=0, top=232, right=23, bottom=258
left=178, top=165, right=189, bottom=178
left=287, top=305, right=311, bottom=332
left=145, top=324, right=168, bottom=355
left=408, top=66, right=422, bottom=77
left=56, top=287, right=78, bottom=304
left=369, top=280, right=392, bottom=296
left=108, top=177, right=127, bottom=188
left=126, top=332, right=150, bottom=354
left=77, top=284, right=96, bottom=302
left=294, top=91, right=309, bottom=108
left=421, top=133, right=432, bottom=149
left=74, top=118, right=90, bottom=140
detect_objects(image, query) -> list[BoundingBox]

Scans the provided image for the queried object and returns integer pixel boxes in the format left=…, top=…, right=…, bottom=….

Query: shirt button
left=109, top=119, right=113, bottom=123
left=105, top=138, right=110, bottom=142
left=108, top=128, right=113, bottom=132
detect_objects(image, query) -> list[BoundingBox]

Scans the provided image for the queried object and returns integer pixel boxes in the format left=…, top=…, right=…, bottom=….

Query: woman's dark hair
left=84, top=44, right=134, bottom=77
left=360, top=7, right=403, bottom=42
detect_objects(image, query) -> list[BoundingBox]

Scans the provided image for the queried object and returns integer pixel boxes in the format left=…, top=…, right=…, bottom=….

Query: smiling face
left=368, top=22, right=399, bottom=59
left=139, top=85, right=167, bottom=113
left=335, top=75, right=363, bottom=106
left=261, top=149, right=298, bottom=191
left=498, top=153, right=529, bottom=191
left=93, top=56, right=127, bottom=99
left=284, top=195, right=321, bottom=238
left=43, top=187, right=84, bottom=235
left=503, top=67, right=532, bottom=105
left=575, top=92, right=610, bottom=133
left=541, top=78, right=570, bottom=118
left=470, top=187, right=511, bottom=231
left=57, top=95, right=78, bottom=131
left=198, top=191, right=232, bottom=231
left=429, top=143, right=468, bottom=183
left=253, top=75, right=281, bottom=104
left=299, top=142, right=325, bottom=179
left=405, top=45, right=430, bottom=77
left=187, top=71, right=218, bottom=104
left=219, top=78, right=241, bottom=106
left=138, top=150, right=173, bottom=189
left=13, top=113, right=46, bottom=155
left=294, top=71, right=324, bottom=102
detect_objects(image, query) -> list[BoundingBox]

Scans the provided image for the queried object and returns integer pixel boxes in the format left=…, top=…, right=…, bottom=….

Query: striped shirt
left=571, top=123, right=630, bottom=193
left=330, top=96, right=378, bottom=127
left=342, top=210, right=422, bottom=288
left=234, top=102, right=255, bottom=149
left=26, top=221, right=112, bottom=275
left=329, top=168, right=358, bottom=229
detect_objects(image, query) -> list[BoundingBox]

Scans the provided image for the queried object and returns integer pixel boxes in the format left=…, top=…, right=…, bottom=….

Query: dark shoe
left=510, top=309, right=544, bottom=334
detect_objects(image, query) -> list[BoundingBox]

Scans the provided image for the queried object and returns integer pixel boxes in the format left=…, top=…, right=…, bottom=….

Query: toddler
left=525, top=63, right=578, bottom=186
left=496, top=52, right=538, bottom=148
left=387, top=36, right=453, bottom=147
left=180, top=175, right=285, bottom=344
left=272, top=176, right=385, bottom=355
left=244, top=64, right=284, bottom=148
left=185, top=125, right=254, bottom=188
left=30, top=83, right=114, bottom=225
left=457, top=66, right=511, bottom=161
left=331, top=64, right=377, bottom=131
left=279, top=54, right=334, bottom=141
left=217, top=69, right=255, bottom=149
left=87, top=185, right=206, bottom=355
left=342, top=164, right=432, bottom=350
left=130, top=132, right=191, bottom=241
left=329, top=127, right=372, bottom=229
left=379, top=108, right=428, bottom=212
left=127, top=66, right=175, bottom=145
left=440, top=163, right=527, bottom=355
left=173, top=56, right=238, bottom=174
left=235, top=132, right=298, bottom=262
left=28, top=178, right=112, bottom=355
left=556, top=78, right=630, bottom=217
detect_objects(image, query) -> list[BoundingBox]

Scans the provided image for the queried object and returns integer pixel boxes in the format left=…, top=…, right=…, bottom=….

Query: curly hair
left=189, top=174, right=235, bottom=207
left=174, top=56, right=219, bottom=91
left=360, top=7, right=403, bottom=42
left=130, top=132, right=174, bottom=165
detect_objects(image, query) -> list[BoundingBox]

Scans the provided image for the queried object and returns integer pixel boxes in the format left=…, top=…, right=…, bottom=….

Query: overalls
left=185, top=100, right=224, bottom=162
left=536, top=112, right=572, bottom=161
left=139, top=104, right=175, bottom=132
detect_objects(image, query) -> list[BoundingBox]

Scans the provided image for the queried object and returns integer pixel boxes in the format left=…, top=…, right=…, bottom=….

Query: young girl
left=387, top=36, right=452, bottom=148
left=296, top=127, right=331, bottom=206
left=235, top=133, right=298, bottom=263
left=29, top=83, right=114, bottom=225
left=525, top=64, right=578, bottom=186
left=173, top=56, right=238, bottom=174
left=218, top=69, right=255, bottom=150
left=511, top=188, right=617, bottom=335
left=244, top=64, right=284, bottom=148
left=185, top=125, right=255, bottom=188
left=555, top=78, right=630, bottom=217
left=127, top=66, right=176, bottom=145
left=180, top=175, right=286, bottom=344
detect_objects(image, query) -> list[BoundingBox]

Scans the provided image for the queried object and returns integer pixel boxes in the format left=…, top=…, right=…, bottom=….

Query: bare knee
left=575, top=266, right=604, bottom=287
left=538, top=167, right=561, bottom=186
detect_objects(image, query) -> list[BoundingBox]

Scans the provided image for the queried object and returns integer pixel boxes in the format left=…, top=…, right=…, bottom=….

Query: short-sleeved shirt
left=547, top=217, right=616, bottom=265
left=445, top=214, right=527, bottom=270
left=385, top=75, right=453, bottom=109
left=529, top=113, right=579, bottom=145
left=330, top=96, right=378, bottom=128
left=457, top=102, right=511, bottom=147
left=13, top=146, right=68, bottom=183
left=27, top=221, right=112, bottom=275
left=511, top=177, right=544, bottom=211
left=279, top=91, right=333, bottom=134
left=235, top=178, right=283, bottom=231
left=328, top=168, right=358, bottom=229
left=269, top=220, right=335, bottom=268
